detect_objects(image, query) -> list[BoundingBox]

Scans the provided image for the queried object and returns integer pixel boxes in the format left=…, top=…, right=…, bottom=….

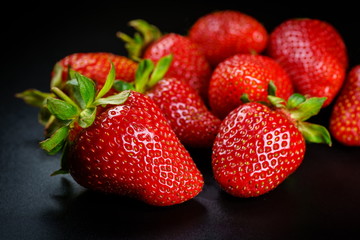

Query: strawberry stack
left=17, top=9, right=359, bottom=205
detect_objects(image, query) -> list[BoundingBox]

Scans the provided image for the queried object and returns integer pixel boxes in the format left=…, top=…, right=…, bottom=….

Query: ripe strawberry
left=118, top=20, right=212, bottom=100
left=19, top=65, right=204, bottom=206
left=189, top=10, right=268, bottom=66
left=146, top=77, right=221, bottom=148
left=267, top=18, right=347, bottom=107
left=114, top=55, right=221, bottom=148
left=212, top=87, right=331, bottom=197
left=69, top=91, right=204, bottom=206
left=209, top=54, right=294, bottom=119
left=330, top=65, right=360, bottom=146
left=52, top=52, right=138, bottom=90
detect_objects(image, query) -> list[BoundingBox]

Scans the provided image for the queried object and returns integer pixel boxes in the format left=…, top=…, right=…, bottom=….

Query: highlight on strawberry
left=212, top=82, right=332, bottom=198
left=17, top=64, right=204, bottom=206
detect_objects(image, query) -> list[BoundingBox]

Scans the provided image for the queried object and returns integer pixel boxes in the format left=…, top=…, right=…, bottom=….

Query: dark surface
left=1, top=2, right=360, bottom=240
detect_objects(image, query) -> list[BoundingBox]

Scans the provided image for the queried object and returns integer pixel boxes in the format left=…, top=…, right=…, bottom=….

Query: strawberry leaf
left=93, top=90, right=131, bottom=105
left=113, top=80, right=135, bottom=91
left=117, top=32, right=144, bottom=62
left=66, top=78, right=82, bottom=107
left=39, top=106, right=53, bottom=126
left=76, top=73, right=96, bottom=108
left=96, top=62, right=116, bottom=100
left=135, top=59, right=154, bottom=93
left=50, top=169, right=69, bottom=176
left=268, top=95, right=286, bottom=108
left=267, top=80, right=277, bottom=97
left=148, top=54, right=173, bottom=88
left=46, top=97, right=78, bottom=121
left=40, top=125, right=69, bottom=154
left=117, top=19, right=162, bottom=61
left=51, top=142, right=70, bottom=176
left=66, top=72, right=96, bottom=109
left=290, top=97, right=327, bottom=121
left=240, top=93, right=250, bottom=103
left=15, top=89, right=53, bottom=108
left=129, top=19, right=161, bottom=46
left=287, top=93, right=306, bottom=109
left=50, top=63, right=63, bottom=88
left=297, top=122, right=332, bottom=146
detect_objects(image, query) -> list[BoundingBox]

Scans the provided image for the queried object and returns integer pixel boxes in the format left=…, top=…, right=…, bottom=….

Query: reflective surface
left=2, top=2, right=360, bottom=240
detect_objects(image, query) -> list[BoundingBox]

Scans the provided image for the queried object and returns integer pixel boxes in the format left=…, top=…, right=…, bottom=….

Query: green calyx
left=113, top=54, right=172, bottom=94
left=17, top=63, right=131, bottom=175
left=117, top=19, right=162, bottom=61
left=43, top=63, right=130, bottom=144
left=266, top=82, right=331, bottom=146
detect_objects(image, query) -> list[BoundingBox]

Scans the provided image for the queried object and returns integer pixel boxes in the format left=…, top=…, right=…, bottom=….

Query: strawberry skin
left=267, top=19, right=347, bottom=107
left=68, top=91, right=204, bottom=206
left=146, top=77, right=221, bottom=148
left=212, top=102, right=305, bottom=197
left=143, top=33, right=212, bottom=100
left=209, top=54, right=293, bottom=119
left=56, top=52, right=138, bottom=89
left=330, top=65, right=360, bottom=146
left=189, top=10, right=268, bottom=66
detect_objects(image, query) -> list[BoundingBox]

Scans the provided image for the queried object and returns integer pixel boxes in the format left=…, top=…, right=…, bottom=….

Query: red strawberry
left=69, top=91, right=204, bottom=206
left=209, top=54, right=294, bottom=119
left=212, top=88, right=331, bottom=197
left=144, top=33, right=212, bottom=100
left=114, top=55, right=221, bottom=148
left=189, top=10, right=268, bottom=66
left=330, top=65, right=360, bottom=146
left=20, top=65, right=204, bottom=206
left=118, top=20, right=212, bottom=100
left=52, top=52, right=138, bottom=90
left=267, top=18, right=347, bottom=107
left=146, top=77, right=221, bottom=148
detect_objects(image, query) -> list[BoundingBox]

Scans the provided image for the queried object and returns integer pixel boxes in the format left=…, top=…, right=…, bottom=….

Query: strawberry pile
left=17, top=9, right=359, bottom=206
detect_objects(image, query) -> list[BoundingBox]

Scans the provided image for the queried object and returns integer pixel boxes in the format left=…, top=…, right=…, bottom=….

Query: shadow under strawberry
left=43, top=177, right=207, bottom=240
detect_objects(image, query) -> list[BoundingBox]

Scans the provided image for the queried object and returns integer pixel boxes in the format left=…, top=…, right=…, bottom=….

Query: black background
left=2, top=2, right=360, bottom=240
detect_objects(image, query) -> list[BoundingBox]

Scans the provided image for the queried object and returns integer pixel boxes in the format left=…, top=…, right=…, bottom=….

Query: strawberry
left=330, top=65, right=360, bottom=146
left=212, top=85, right=331, bottom=197
left=209, top=54, right=294, bottom=119
left=19, top=65, right=204, bottom=206
left=118, top=20, right=212, bottom=100
left=267, top=18, right=347, bottom=107
left=189, top=10, right=268, bottom=66
left=18, top=53, right=137, bottom=134
left=114, top=55, right=221, bottom=148
left=51, top=52, right=138, bottom=90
